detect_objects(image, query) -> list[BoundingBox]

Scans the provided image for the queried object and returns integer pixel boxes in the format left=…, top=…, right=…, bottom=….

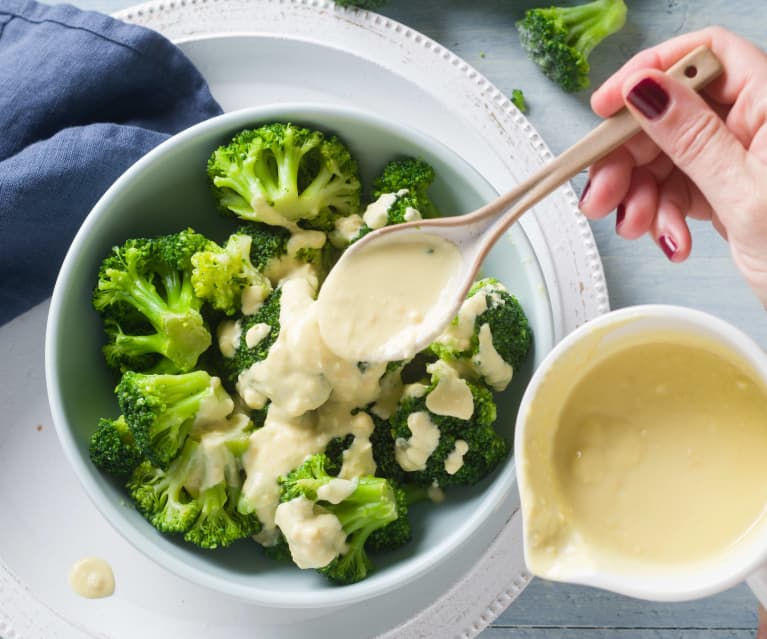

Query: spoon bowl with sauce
left=515, top=305, right=767, bottom=606
left=318, top=46, right=722, bottom=364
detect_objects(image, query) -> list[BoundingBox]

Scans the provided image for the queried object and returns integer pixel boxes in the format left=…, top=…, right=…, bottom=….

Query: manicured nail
left=627, top=78, right=669, bottom=120
left=578, top=180, right=591, bottom=207
left=615, top=203, right=625, bottom=230
left=659, top=234, right=678, bottom=260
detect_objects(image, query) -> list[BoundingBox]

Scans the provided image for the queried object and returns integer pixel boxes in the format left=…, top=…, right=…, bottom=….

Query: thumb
left=621, top=69, right=748, bottom=214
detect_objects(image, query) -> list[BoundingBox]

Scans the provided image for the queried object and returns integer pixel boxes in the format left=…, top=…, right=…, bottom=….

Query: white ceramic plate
left=0, top=2, right=608, bottom=637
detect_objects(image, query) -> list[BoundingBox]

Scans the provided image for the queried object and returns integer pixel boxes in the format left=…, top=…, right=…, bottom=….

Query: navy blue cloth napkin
left=0, top=0, right=223, bottom=326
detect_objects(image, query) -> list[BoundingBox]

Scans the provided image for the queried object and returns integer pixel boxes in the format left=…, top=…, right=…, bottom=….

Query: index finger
left=590, top=27, right=766, bottom=117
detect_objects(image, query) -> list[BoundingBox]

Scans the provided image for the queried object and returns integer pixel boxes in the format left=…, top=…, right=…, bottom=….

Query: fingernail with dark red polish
left=615, top=203, right=625, bottom=230
left=579, top=180, right=591, bottom=207
left=659, top=234, right=678, bottom=260
left=627, top=78, right=669, bottom=120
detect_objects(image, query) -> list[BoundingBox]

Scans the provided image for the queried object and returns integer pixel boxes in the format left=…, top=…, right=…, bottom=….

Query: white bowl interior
left=46, top=104, right=554, bottom=608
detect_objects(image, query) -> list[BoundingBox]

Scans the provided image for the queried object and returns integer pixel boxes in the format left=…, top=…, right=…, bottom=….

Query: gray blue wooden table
left=68, top=0, right=767, bottom=636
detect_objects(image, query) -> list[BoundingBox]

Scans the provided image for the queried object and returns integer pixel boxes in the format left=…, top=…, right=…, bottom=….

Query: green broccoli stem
left=558, top=0, right=627, bottom=58
left=109, top=268, right=172, bottom=331
left=327, top=478, right=398, bottom=533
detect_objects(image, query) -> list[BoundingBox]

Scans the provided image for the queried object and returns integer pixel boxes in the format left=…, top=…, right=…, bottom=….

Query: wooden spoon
left=318, top=46, right=723, bottom=363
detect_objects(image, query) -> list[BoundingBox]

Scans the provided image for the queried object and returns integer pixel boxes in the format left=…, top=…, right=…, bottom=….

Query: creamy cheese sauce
left=474, top=323, right=513, bottom=391
left=245, top=322, right=271, bottom=349
left=317, top=232, right=463, bottom=362
left=425, top=360, right=474, bottom=419
left=274, top=496, right=348, bottom=569
left=363, top=192, right=399, bottom=229
left=69, top=557, right=115, bottom=599
left=192, top=377, right=234, bottom=430
left=330, top=214, right=364, bottom=247
left=521, top=332, right=767, bottom=578
left=395, top=411, right=441, bottom=472
left=317, top=477, right=359, bottom=504
left=217, top=319, right=242, bottom=358
left=444, top=439, right=469, bottom=475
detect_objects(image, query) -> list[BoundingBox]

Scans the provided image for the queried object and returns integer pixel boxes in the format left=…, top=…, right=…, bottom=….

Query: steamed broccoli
left=89, top=415, right=143, bottom=477
left=430, top=277, right=532, bottom=391
left=93, top=229, right=212, bottom=373
left=516, top=0, right=627, bottom=93
left=117, top=370, right=234, bottom=469
left=388, top=364, right=507, bottom=487
left=279, top=454, right=401, bottom=584
left=372, top=157, right=439, bottom=219
left=207, top=123, right=361, bottom=231
left=236, top=223, right=333, bottom=283
left=128, top=414, right=260, bottom=548
left=218, top=286, right=282, bottom=390
left=191, top=232, right=272, bottom=316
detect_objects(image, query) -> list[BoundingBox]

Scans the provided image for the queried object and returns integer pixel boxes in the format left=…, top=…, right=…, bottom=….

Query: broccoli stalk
left=516, top=0, right=627, bottom=93
left=207, top=123, right=361, bottom=231
left=93, top=229, right=212, bottom=373
left=117, top=370, right=234, bottom=469
left=279, top=454, right=401, bottom=584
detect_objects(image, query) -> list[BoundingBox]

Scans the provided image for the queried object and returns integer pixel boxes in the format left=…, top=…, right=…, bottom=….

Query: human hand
left=577, top=27, right=767, bottom=308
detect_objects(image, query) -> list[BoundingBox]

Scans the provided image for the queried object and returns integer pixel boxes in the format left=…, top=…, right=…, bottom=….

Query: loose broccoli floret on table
left=516, top=0, right=627, bottom=93
left=511, top=88, right=528, bottom=113
left=117, top=369, right=234, bottom=469
left=191, top=232, right=272, bottom=316
left=128, top=414, right=260, bottom=548
left=89, top=415, right=143, bottom=477
left=372, top=157, right=440, bottom=219
left=388, top=365, right=507, bottom=488
left=207, top=123, right=361, bottom=231
left=93, top=229, right=212, bottom=373
left=279, top=454, right=402, bottom=584
left=430, top=277, right=532, bottom=391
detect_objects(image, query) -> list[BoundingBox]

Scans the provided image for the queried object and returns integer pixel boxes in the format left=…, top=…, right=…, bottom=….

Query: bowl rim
left=45, top=103, right=529, bottom=608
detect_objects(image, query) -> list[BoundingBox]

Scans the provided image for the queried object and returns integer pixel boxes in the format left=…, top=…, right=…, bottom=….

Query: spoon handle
left=476, top=45, right=723, bottom=250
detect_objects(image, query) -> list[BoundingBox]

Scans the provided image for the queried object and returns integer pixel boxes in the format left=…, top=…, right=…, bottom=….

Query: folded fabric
left=0, top=0, right=223, bottom=326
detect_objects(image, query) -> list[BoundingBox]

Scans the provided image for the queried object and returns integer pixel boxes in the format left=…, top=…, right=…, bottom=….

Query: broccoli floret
left=333, top=0, right=386, bottom=8
left=511, top=88, right=528, bottom=113
left=366, top=483, right=411, bottom=552
left=93, top=229, right=212, bottom=373
left=353, top=190, right=424, bottom=243
left=218, top=286, right=282, bottom=390
left=388, top=364, right=507, bottom=487
left=207, top=123, right=361, bottom=231
left=279, top=454, right=400, bottom=584
left=191, top=232, right=272, bottom=316
left=89, top=415, right=143, bottom=477
left=430, top=277, right=532, bottom=391
left=117, top=370, right=234, bottom=469
left=235, top=223, right=334, bottom=283
left=516, top=0, right=627, bottom=93
left=128, top=416, right=260, bottom=548
left=370, top=413, right=406, bottom=483
left=372, top=157, right=439, bottom=219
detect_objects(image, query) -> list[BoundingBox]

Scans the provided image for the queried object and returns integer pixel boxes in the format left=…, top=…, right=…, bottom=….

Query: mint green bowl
left=45, top=104, right=554, bottom=608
